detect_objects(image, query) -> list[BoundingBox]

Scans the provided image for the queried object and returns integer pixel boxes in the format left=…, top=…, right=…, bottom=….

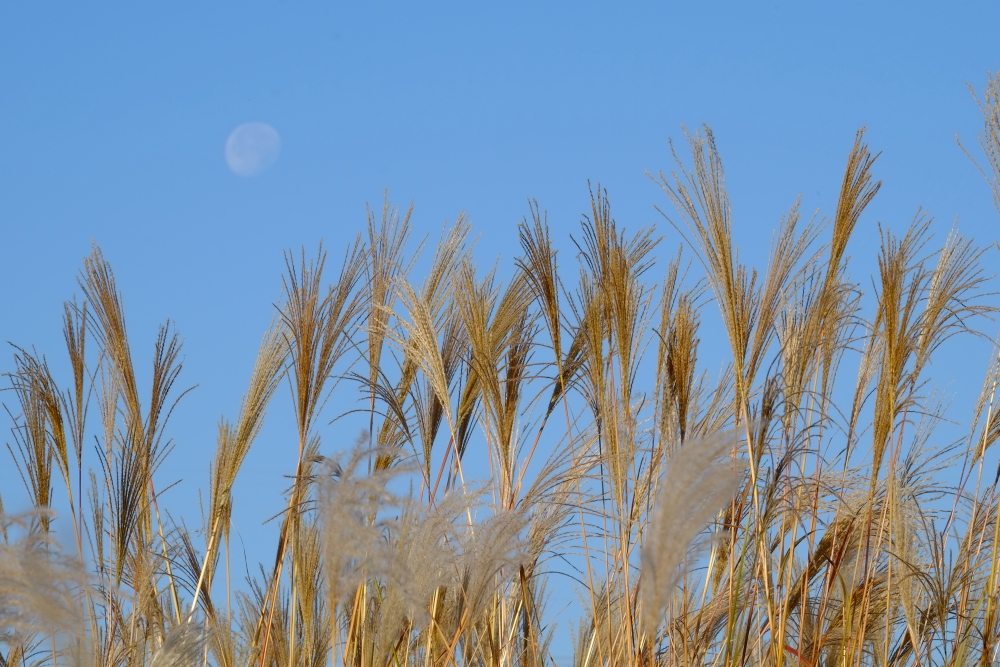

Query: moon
left=225, top=122, right=281, bottom=177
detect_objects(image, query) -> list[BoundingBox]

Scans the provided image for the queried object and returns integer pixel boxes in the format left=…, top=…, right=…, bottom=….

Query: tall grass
left=4, top=73, right=1000, bottom=667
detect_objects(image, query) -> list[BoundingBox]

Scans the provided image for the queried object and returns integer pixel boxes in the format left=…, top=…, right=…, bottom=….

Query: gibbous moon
left=225, top=122, right=281, bottom=177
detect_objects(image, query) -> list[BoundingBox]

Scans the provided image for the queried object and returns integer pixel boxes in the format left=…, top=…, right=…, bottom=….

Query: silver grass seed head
left=150, top=620, right=207, bottom=667
left=0, top=512, right=88, bottom=639
left=639, top=430, right=747, bottom=635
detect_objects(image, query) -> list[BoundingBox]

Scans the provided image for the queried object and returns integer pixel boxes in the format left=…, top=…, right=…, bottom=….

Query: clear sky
left=2, top=2, right=999, bottom=659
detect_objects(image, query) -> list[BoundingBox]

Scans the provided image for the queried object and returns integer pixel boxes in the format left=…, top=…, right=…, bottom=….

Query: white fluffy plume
left=639, top=430, right=747, bottom=633
left=0, top=512, right=88, bottom=640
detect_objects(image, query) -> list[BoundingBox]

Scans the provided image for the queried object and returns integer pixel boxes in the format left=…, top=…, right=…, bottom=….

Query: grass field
left=2, top=73, right=1000, bottom=667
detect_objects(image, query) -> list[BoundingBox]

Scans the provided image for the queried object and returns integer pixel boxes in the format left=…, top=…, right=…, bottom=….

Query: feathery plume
left=149, top=620, right=207, bottom=667
left=640, top=430, right=746, bottom=634
left=0, top=512, right=88, bottom=639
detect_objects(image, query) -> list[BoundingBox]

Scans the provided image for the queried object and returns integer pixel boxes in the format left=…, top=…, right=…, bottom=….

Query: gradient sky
left=2, top=3, right=999, bottom=659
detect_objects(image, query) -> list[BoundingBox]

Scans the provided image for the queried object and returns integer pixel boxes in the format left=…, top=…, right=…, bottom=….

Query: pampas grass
left=4, top=73, right=1000, bottom=667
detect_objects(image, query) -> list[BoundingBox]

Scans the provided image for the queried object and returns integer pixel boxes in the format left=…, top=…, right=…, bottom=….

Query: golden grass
left=3, top=73, right=1000, bottom=667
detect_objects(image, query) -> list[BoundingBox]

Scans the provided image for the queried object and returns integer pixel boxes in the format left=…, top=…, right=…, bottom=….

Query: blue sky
left=2, top=2, right=999, bottom=657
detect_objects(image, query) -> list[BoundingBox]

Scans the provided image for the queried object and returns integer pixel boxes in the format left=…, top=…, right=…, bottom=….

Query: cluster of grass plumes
left=4, top=73, right=1000, bottom=667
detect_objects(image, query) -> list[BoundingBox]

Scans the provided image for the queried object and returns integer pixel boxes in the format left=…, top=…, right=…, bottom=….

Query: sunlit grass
left=3, top=72, right=1000, bottom=667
